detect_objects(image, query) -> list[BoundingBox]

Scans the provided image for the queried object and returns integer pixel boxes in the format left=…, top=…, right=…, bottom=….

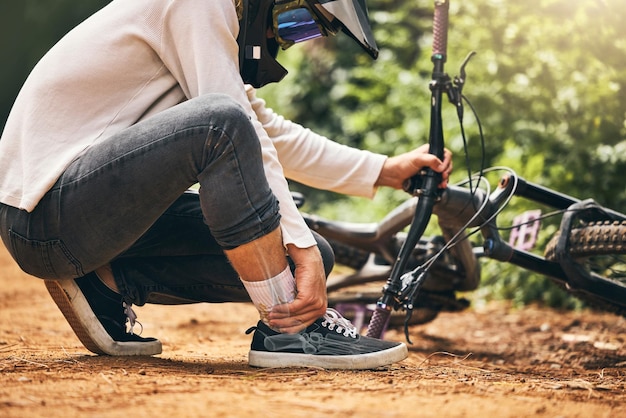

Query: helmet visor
left=272, top=0, right=377, bottom=58
left=275, top=7, right=324, bottom=44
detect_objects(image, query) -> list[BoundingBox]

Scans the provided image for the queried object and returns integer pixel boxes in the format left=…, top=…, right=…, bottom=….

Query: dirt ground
left=0, top=244, right=625, bottom=418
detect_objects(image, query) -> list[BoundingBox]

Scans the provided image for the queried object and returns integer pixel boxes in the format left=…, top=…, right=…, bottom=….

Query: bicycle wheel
left=328, top=238, right=371, bottom=271
left=545, top=220, right=626, bottom=314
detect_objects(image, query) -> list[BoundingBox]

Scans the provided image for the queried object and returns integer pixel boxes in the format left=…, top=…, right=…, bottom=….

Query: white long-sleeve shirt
left=0, top=0, right=386, bottom=248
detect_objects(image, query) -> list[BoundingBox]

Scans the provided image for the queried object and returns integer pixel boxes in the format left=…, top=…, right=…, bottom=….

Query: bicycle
left=297, top=0, right=626, bottom=342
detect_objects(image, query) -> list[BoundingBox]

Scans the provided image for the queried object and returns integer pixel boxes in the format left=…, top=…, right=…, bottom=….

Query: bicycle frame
left=308, top=172, right=620, bottom=291
left=303, top=167, right=626, bottom=339
left=438, top=174, right=586, bottom=283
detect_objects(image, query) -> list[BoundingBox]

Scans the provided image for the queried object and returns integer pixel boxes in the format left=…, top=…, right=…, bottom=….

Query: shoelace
left=321, top=308, right=358, bottom=338
left=123, top=301, right=143, bottom=335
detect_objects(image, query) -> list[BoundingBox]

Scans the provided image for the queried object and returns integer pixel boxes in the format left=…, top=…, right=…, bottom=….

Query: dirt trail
left=0, top=245, right=624, bottom=417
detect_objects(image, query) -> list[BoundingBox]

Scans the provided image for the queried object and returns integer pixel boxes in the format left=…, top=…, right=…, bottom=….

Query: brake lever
left=457, top=50, right=477, bottom=89
left=450, top=51, right=477, bottom=120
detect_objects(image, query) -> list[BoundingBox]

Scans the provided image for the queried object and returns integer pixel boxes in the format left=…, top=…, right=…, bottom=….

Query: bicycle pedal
left=509, top=209, right=542, bottom=251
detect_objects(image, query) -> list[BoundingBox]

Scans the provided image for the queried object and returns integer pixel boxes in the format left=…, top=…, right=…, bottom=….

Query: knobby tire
left=545, top=220, right=626, bottom=315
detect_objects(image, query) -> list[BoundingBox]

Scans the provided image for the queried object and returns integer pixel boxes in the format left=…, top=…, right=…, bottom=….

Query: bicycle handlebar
left=366, top=1, right=451, bottom=339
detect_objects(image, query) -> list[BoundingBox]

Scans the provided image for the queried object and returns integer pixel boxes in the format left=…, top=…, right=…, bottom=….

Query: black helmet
left=237, top=0, right=378, bottom=88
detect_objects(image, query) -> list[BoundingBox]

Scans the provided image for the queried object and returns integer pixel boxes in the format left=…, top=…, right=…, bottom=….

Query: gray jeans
left=0, top=94, right=333, bottom=306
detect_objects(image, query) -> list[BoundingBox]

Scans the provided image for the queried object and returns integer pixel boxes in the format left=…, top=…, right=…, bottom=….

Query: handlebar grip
left=432, top=0, right=449, bottom=57
left=365, top=306, right=391, bottom=339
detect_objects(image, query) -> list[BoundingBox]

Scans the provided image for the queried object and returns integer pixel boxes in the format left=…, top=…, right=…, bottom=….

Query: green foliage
left=1, top=0, right=111, bottom=131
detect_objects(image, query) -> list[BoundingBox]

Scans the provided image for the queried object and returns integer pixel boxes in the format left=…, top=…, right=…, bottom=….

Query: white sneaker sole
left=45, top=279, right=162, bottom=356
left=248, top=342, right=408, bottom=370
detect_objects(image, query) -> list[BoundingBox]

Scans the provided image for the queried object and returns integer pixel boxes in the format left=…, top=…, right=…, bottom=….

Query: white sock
left=241, top=266, right=296, bottom=325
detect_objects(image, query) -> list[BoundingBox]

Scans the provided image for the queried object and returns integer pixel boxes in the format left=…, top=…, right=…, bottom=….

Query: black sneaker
left=44, top=272, right=162, bottom=356
left=246, top=308, right=408, bottom=369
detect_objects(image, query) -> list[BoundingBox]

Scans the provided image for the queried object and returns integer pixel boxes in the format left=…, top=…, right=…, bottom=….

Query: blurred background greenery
left=2, top=0, right=625, bottom=308
left=0, top=0, right=111, bottom=130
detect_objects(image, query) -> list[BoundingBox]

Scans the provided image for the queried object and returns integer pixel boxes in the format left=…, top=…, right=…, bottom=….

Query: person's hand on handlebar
left=375, top=144, right=453, bottom=190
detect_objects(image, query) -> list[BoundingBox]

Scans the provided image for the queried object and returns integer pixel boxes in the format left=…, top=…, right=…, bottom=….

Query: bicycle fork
left=366, top=0, right=451, bottom=339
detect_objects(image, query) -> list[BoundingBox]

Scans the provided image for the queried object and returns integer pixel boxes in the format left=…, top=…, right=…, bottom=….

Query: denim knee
left=192, top=96, right=280, bottom=249
left=189, top=93, right=250, bottom=131
left=316, top=231, right=335, bottom=278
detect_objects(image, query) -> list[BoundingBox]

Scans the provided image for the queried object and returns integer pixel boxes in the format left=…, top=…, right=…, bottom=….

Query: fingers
left=267, top=245, right=328, bottom=333
left=268, top=296, right=326, bottom=333
left=417, top=148, right=453, bottom=188
left=375, top=146, right=454, bottom=190
left=438, top=148, right=453, bottom=187
left=423, top=148, right=452, bottom=172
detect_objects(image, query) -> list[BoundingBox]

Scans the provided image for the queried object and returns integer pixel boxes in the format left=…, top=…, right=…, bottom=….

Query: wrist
left=374, top=157, right=387, bottom=187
